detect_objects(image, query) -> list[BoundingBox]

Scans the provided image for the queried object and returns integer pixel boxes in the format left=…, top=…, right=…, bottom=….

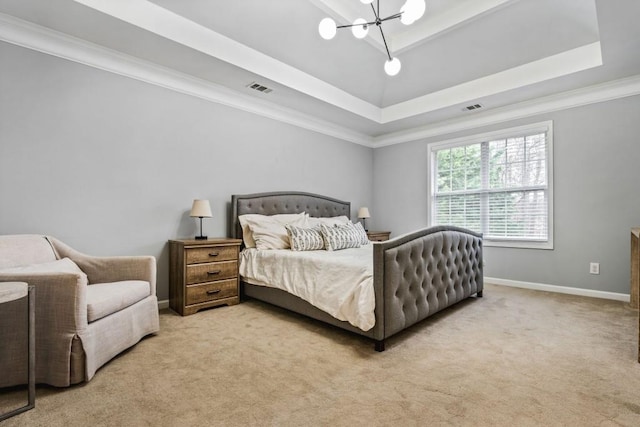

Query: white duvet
left=239, top=245, right=375, bottom=331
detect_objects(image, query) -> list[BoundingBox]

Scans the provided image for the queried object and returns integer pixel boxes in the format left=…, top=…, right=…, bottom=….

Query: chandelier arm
left=377, top=25, right=393, bottom=61
left=371, top=2, right=379, bottom=21
left=319, top=0, right=418, bottom=74
left=337, top=20, right=377, bottom=29
left=379, top=13, right=403, bottom=23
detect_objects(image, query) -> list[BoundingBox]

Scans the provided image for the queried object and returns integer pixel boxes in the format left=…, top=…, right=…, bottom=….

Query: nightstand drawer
left=186, top=260, right=237, bottom=284
left=186, top=279, right=238, bottom=305
left=186, top=246, right=238, bottom=264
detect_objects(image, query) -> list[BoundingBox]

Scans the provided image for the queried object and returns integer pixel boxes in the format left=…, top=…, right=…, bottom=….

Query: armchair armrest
left=0, top=271, right=88, bottom=387
left=47, top=237, right=157, bottom=295
left=0, top=271, right=88, bottom=329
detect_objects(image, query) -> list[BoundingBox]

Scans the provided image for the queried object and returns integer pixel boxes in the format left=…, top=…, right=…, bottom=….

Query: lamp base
left=195, top=235, right=208, bottom=240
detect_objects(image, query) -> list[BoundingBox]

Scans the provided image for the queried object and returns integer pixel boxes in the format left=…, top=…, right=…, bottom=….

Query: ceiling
left=1, top=0, right=640, bottom=146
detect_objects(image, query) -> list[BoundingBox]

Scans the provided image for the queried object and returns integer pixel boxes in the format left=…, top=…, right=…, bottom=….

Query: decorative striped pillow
left=353, top=222, right=370, bottom=245
left=320, top=223, right=362, bottom=251
left=285, top=224, right=325, bottom=251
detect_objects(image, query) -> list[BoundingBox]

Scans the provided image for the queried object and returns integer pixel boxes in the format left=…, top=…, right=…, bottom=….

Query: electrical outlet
left=590, top=262, right=600, bottom=275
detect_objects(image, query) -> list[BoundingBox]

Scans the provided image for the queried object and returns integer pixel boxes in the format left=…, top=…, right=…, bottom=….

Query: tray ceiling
left=1, top=0, right=639, bottom=145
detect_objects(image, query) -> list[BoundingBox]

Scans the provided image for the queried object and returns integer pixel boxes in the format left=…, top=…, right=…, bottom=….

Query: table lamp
left=358, top=207, right=371, bottom=231
left=190, top=199, right=212, bottom=240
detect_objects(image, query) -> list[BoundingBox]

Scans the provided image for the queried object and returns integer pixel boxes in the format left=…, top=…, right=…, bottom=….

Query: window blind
left=429, top=122, right=553, bottom=249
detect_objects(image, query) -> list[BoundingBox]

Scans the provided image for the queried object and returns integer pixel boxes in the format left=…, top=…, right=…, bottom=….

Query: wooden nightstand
left=169, top=238, right=242, bottom=316
left=367, top=231, right=391, bottom=242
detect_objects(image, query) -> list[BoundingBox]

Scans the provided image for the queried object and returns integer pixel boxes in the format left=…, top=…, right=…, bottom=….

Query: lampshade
left=358, top=207, right=371, bottom=219
left=190, top=199, right=212, bottom=218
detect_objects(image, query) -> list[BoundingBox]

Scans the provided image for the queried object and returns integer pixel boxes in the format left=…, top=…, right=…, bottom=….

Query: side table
left=169, top=238, right=242, bottom=315
left=0, top=282, right=35, bottom=421
left=631, top=228, right=639, bottom=309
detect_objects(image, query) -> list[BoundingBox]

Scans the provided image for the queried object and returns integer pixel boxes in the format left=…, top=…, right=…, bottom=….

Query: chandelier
left=318, top=0, right=426, bottom=76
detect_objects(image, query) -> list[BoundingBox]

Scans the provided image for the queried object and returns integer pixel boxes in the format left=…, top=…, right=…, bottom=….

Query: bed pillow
left=239, top=213, right=306, bottom=248
left=285, top=225, right=325, bottom=251
left=353, top=222, right=370, bottom=245
left=320, top=222, right=362, bottom=251
left=306, top=215, right=350, bottom=228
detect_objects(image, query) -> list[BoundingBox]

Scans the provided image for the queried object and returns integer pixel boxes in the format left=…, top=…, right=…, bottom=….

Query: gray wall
left=0, top=42, right=373, bottom=301
left=3, top=38, right=640, bottom=300
left=373, top=95, right=640, bottom=294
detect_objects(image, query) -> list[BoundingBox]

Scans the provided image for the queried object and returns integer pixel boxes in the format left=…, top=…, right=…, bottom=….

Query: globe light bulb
left=351, top=18, right=369, bottom=39
left=400, top=3, right=414, bottom=25
left=384, top=57, right=402, bottom=76
left=412, top=0, right=426, bottom=20
left=318, top=17, right=337, bottom=40
left=401, top=0, right=426, bottom=25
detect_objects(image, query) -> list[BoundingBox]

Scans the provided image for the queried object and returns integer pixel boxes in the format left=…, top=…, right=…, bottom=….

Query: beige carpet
left=1, top=284, right=639, bottom=426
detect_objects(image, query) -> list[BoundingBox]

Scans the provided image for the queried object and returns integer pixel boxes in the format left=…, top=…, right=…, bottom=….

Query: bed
left=231, top=191, right=483, bottom=351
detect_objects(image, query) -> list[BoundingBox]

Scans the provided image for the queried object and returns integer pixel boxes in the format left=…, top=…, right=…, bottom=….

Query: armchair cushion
left=86, top=280, right=151, bottom=323
left=0, top=234, right=57, bottom=268
left=0, top=257, right=86, bottom=278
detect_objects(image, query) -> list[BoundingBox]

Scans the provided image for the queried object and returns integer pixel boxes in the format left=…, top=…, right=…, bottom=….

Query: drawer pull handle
left=209, top=252, right=219, bottom=257
left=207, top=270, right=222, bottom=275
left=206, top=289, right=221, bottom=295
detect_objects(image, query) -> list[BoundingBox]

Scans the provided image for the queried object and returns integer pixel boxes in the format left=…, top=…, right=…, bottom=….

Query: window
left=428, top=121, right=553, bottom=249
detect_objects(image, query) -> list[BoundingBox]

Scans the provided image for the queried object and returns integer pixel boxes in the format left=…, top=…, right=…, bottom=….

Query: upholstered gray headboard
left=231, top=191, right=351, bottom=240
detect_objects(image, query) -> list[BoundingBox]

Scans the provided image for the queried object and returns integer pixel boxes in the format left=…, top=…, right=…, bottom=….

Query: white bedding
left=239, top=245, right=375, bottom=331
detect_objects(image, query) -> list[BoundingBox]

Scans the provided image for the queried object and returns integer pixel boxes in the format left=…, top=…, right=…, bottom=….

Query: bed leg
left=477, top=290, right=483, bottom=297
left=374, top=340, right=386, bottom=352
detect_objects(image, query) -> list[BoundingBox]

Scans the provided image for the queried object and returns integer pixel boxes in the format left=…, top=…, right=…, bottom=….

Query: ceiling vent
left=463, top=103, right=483, bottom=111
left=247, top=82, right=273, bottom=94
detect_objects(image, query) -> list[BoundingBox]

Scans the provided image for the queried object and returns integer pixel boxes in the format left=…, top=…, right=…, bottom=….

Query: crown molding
left=0, top=13, right=373, bottom=147
left=381, top=42, right=603, bottom=123
left=373, top=73, right=640, bottom=147
left=76, top=0, right=603, bottom=126
left=2, top=12, right=639, bottom=151
left=74, top=0, right=381, bottom=122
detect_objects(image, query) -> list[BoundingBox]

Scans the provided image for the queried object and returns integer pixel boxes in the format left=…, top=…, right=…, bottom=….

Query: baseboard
left=485, top=277, right=631, bottom=302
left=158, top=282, right=629, bottom=308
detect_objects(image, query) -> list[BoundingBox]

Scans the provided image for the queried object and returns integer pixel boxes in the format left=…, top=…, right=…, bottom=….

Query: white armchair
left=0, top=235, right=159, bottom=387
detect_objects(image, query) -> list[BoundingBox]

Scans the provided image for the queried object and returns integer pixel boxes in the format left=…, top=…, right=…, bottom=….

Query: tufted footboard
left=371, top=226, right=483, bottom=350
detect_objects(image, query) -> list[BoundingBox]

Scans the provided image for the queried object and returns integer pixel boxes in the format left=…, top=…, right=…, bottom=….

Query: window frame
left=427, top=121, right=554, bottom=250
